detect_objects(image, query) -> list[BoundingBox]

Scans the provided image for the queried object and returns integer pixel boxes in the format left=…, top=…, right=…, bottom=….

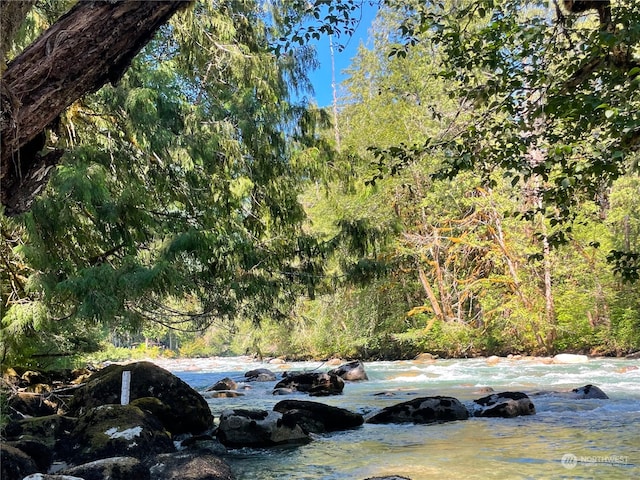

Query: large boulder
left=67, top=361, right=214, bottom=435
left=60, top=404, right=175, bottom=465
left=273, top=399, right=364, bottom=433
left=62, top=456, right=149, bottom=480
left=217, top=408, right=312, bottom=448
left=0, top=444, right=38, bottom=480
left=328, top=360, right=368, bottom=381
left=471, top=392, right=536, bottom=418
left=4, top=438, right=53, bottom=472
left=365, top=396, right=469, bottom=424
left=274, top=372, right=344, bottom=396
left=149, top=452, right=235, bottom=480
left=570, top=384, right=609, bottom=399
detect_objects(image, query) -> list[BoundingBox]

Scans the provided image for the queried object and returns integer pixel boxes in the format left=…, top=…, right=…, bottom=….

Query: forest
left=1, top=0, right=639, bottom=367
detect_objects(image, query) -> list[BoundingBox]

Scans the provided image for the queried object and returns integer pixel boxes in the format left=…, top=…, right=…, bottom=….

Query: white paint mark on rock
left=104, top=426, right=143, bottom=440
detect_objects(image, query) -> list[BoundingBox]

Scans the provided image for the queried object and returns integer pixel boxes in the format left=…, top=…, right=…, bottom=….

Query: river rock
left=274, top=372, right=344, bottom=396
left=626, top=351, right=640, bottom=359
left=206, top=377, right=238, bottom=391
left=67, top=361, right=214, bottom=435
left=217, top=408, right=312, bottom=448
left=3, top=415, right=77, bottom=449
left=531, top=384, right=609, bottom=399
left=328, top=360, right=368, bottom=381
left=4, top=438, right=52, bottom=472
left=149, top=452, right=235, bottom=480
left=414, top=353, right=437, bottom=362
left=60, top=404, right=175, bottom=465
left=570, top=384, right=609, bottom=399
left=61, top=456, right=149, bottom=480
left=273, top=399, right=364, bottom=433
left=471, top=392, right=536, bottom=418
left=22, top=475, right=85, bottom=480
left=553, top=353, right=589, bottom=364
left=6, top=392, right=58, bottom=419
left=473, top=386, right=495, bottom=395
left=0, top=444, right=38, bottom=480
left=485, top=355, right=501, bottom=365
left=244, top=368, right=277, bottom=381
left=203, top=390, right=245, bottom=398
left=365, top=396, right=469, bottom=424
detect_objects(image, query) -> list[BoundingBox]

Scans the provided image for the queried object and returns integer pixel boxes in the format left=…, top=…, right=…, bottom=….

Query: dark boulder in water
left=570, top=384, right=609, bottom=399
left=273, top=399, right=364, bottom=433
left=365, top=396, right=469, bottom=424
left=471, top=392, right=536, bottom=418
left=244, top=368, right=277, bottom=381
left=274, top=372, right=344, bottom=396
left=217, top=408, right=312, bottom=448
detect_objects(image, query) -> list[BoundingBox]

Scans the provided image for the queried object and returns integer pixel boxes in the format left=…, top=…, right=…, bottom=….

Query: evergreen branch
left=88, top=242, right=126, bottom=266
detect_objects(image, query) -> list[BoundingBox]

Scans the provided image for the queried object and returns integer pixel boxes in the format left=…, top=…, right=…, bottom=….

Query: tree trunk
left=1, top=0, right=190, bottom=216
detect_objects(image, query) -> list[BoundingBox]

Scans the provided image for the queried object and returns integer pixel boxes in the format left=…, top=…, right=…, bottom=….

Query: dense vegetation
left=1, top=0, right=639, bottom=367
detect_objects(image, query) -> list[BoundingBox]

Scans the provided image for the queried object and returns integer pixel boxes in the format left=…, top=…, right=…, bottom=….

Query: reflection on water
left=156, top=357, right=640, bottom=479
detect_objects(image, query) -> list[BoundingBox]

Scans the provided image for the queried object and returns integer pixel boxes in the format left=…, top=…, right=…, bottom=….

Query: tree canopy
left=1, top=0, right=639, bottom=364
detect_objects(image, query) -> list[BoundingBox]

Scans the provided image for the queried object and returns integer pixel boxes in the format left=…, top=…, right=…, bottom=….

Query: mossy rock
left=67, top=362, right=213, bottom=435
left=62, top=456, right=150, bottom=480
left=149, top=452, right=234, bottom=480
left=0, top=444, right=38, bottom=480
left=61, top=404, right=174, bottom=465
left=5, top=437, right=53, bottom=472
left=3, top=415, right=77, bottom=448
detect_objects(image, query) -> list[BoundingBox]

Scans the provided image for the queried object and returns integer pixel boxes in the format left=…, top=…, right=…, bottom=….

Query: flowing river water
left=152, top=356, right=639, bottom=479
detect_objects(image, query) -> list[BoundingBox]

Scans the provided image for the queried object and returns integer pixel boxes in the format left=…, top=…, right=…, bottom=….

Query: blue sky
left=306, top=4, right=378, bottom=108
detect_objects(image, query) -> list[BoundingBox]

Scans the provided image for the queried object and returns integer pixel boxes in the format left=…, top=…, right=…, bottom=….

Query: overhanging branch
left=0, top=0, right=192, bottom=216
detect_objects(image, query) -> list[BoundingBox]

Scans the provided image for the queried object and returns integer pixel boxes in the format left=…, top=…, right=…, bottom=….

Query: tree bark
left=1, top=0, right=191, bottom=216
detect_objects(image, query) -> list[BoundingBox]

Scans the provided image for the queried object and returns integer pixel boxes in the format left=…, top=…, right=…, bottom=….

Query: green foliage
left=3, top=1, right=640, bottom=362
left=1, top=0, right=335, bottom=363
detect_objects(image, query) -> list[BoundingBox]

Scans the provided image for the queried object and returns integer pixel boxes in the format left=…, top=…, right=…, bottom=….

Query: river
left=152, top=356, right=640, bottom=479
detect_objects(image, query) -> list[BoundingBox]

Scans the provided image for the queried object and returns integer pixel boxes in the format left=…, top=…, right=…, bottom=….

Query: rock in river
left=273, top=399, right=364, bottom=433
left=274, top=372, right=344, bottom=396
left=471, top=392, right=536, bottom=418
left=217, top=409, right=311, bottom=448
left=328, top=360, right=368, bottom=381
left=365, top=396, right=469, bottom=424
